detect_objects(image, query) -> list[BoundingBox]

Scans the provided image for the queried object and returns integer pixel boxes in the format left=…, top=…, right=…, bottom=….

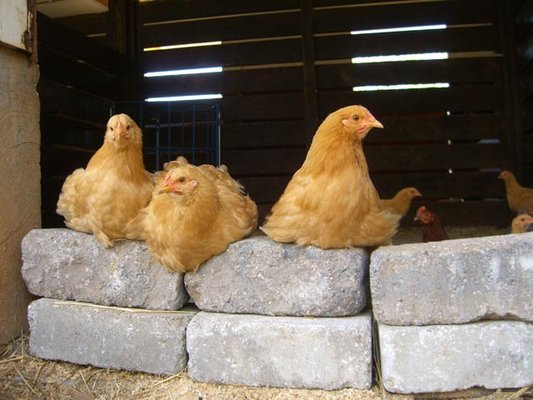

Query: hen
left=414, top=205, right=448, bottom=242
left=511, top=214, right=533, bottom=234
left=381, top=187, right=421, bottom=223
left=56, top=113, right=153, bottom=247
left=126, top=159, right=258, bottom=273
left=260, top=105, right=398, bottom=249
left=498, top=170, right=533, bottom=214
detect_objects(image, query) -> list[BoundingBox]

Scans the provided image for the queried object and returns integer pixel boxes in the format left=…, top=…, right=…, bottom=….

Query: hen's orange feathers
left=260, top=105, right=398, bottom=248
left=126, top=160, right=258, bottom=273
left=56, top=113, right=153, bottom=247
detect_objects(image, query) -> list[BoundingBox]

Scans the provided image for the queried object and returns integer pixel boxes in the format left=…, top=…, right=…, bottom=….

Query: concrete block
left=370, top=233, right=533, bottom=325
left=185, top=236, right=369, bottom=317
left=28, top=298, right=197, bottom=375
left=378, top=320, right=533, bottom=393
left=22, top=229, right=188, bottom=310
left=187, top=311, right=372, bottom=390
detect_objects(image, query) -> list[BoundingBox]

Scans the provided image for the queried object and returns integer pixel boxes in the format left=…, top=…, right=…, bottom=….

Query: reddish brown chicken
left=56, top=113, right=153, bottom=247
left=414, top=206, right=448, bottom=242
left=261, top=105, right=398, bottom=249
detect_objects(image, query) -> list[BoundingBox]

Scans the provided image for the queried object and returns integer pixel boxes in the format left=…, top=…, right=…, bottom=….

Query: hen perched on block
left=56, top=113, right=153, bottom=248
left=261, top=105, right=398, bottom=249
left=126, top=158, right=258, bottom=273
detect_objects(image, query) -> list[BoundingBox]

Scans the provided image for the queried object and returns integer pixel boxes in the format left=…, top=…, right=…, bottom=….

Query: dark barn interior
left=38, top=0, right=533, bottom=230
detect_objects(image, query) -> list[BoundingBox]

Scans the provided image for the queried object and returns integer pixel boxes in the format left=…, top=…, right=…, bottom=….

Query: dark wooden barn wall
left=136, top=0, right=517, bottom=227
left=43, top=0, right=530, bottom=229
left=38, top=13, right=124, bottom=227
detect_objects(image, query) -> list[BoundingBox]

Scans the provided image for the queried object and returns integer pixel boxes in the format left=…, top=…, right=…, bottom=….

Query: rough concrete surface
left=187, top=311, right=372, bottom=390
left=371, top=233, right=533, bottom=325
left=378, top=320, right=533, bottom=394
left=22, top=229, right=188, bottom=310
left=185, top=236, right=369, bottom=317
left=28, top=298, right=198, bottom=375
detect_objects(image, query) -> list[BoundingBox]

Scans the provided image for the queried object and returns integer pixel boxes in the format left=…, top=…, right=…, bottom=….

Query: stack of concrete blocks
left=184, top=235, right=373, bottom=390
left=21, top=228, right=197, bottom=375
left=370, top=233, right=533, bottom=394
left=21, top=229, right=374, bottom=389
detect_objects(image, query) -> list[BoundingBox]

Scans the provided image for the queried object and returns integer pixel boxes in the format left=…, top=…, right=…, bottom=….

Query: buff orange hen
left=56, top=113, right=153, bottom=247
left=261, top=105, right=398, bottom=248
left=126, top=160, right=258, bottom=273
left=381, top=187, right=422, bottom=224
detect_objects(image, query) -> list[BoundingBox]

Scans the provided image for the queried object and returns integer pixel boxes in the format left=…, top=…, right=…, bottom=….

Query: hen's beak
left=158, top=186, right=173, bottom=195
left=371, top=119, right=384, bottom=129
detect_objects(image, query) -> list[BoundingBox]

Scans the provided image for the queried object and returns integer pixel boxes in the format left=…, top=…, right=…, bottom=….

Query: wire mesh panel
left=110, top=101, right=220, bottom=171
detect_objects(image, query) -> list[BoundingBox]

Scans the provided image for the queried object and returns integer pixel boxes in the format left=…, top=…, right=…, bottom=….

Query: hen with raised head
left=511, top=214, right=533, bottom=234
left=414, top=205, right=448, bottom=242
left=498, top=170, right=533, bottom=214
left=381, top=187, right=422, bottom=223
left=126, top=161, right=258, bottom=273
left=56, top=113, right=153, bottom=247
left=260, top=105, right=398, bottom=249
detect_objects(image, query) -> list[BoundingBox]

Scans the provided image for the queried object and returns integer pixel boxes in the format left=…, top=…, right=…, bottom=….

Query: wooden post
left=0, top=0, right=40, bottom=344
left=301, top=0, right=319, bottom=148
left=498, top=0, right=524, bottom=179
left=108, top=0, right=139, bottom=100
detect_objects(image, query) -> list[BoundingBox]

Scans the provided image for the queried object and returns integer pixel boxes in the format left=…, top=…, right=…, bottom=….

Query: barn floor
left=0, top=334, right=529, bottom=400
left=1, top=226, right=528, bottom=400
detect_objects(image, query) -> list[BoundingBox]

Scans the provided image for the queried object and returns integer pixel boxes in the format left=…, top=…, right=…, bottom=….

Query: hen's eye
left=352, top=115, right=360, bottom=121
left=178, top=177, right=186, bottom=183
left=110, top=127, right=114, bottom=131
left=127, top=124, right=131, bottom=129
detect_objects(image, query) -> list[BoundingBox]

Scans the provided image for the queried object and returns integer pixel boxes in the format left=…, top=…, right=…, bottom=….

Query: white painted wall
left=0, top=0, right=28, bottom=51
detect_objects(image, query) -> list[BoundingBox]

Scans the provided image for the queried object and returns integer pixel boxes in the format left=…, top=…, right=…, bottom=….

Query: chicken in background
left=381, top=187, right=422, bottom=224
left=56, top=113, right=154, bottom=248
left=414, top=205, right=449, bottom=242
left=126, top=159, right=258, bottom=273
left=261, top=105, right=398, bottom=249
left=498, top=170, right=533, bottom=214
left=511, top=214, right=533, bottom=234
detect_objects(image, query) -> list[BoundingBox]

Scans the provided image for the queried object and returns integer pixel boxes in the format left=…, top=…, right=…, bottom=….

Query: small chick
left=261, top=104, right=398, bottom=249
left=498, top=170, right=533, bottom=214
left=126, top=162, right=258, bottom=273
left=414, top=205, right=448, bottom=242
left=56, top=113, right=153, bottom=247
left=381, top=187, right=422, bottom=223
left=511, top=214, right=533, bottom=234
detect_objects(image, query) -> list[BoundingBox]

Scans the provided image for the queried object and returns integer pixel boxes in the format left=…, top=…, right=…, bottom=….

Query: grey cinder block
left=378, top=320, right=533, bottom=393
left=28, top=298, right=197, bottom=375
left=187, top=311, right=372, bottom=390
left=22, top=228, right=188, bottom=310
left=370, top=233, right=533, bottom=325
left=185, top=236, right=369, bottom=317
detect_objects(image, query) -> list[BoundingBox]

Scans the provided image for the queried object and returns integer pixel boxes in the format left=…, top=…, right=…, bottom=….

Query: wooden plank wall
left=137, top=0, right=519, bottom=227
left=38, top=13, right=123, bottom=227
left=514, top=0, right=533, bottom=185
